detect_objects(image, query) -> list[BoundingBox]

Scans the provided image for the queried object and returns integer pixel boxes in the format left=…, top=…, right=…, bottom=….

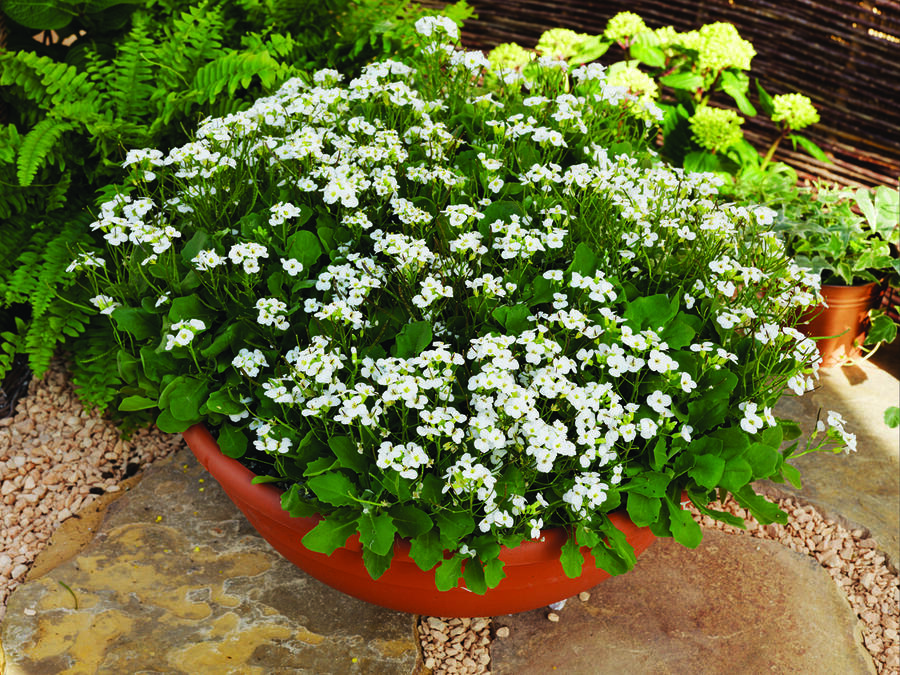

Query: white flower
left=90, top=294, right=119, bottom=315
left=281, top=258, right=304, bottom=276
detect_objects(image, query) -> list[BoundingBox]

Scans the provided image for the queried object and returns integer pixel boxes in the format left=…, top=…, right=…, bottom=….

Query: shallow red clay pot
left=800, top=282, right=879, bottom=367
left=183, top=424, right=656, bottom=617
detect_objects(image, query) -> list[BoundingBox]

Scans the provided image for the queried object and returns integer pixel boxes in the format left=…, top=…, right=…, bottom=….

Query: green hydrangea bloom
left=689, top=105, right=745, bottom=152
left=654, top=26, right=681, bottom=49
left=535, top=28, right=589, bottom=60
left=487, top=42, right=533, bottom=71
left=693, top=22, right=756, bottom=72
left=771, top=93, right=820, bottom=130
left=606, top=65, right=659, bottom=102
left=604, top=12, right=648, bottom=41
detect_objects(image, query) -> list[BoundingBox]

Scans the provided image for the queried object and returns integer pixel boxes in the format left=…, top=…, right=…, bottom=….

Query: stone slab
left=772, top=344, right=900, bottom=565
left=1, top=449, right=419, bottom=675
left=491, top=529, right=876, bottom=675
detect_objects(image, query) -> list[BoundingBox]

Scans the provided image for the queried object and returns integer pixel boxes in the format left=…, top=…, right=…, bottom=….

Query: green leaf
left=665, top=498, right=702, bottom=548
left=630, top=42, right=665, bottom=68
left=362, top=547, right=394, bottom=580
left=624, top=294, right=677, bottom=330
left=483, top=557, right=506, bottom=589
left=287, top=229, right=323, bottom=271
left=358, top=511, right=397, bottom=556
left=866, top=311, right=898, bottom=346
left=755, top=80, right=775, bottom=116
left=435, top=510, right=476, bottom=546
left=625, top=492, right=661, bottom=527
left=111, top=307, right=158, bottom=340
left=281, top=484, right=319, bottom=517
left=0, top=0, right=74, bottom=29
left=200, top=323, right=245, bottom=360
left=688, top=453, right=725, bottom=489
left=390, top=504, right=433, bottom=538
left=302, top=515, right=358, bottom=555
left=409, top=529, right=444, bottom=571
left=885, top=406, right=900, bottom=429
left=394, top=320, right=432, bottom=358
left=719, top=456, right=753, bottom=492
left=304, top=455, right=337, bottom=477
left=307, top=471, right=357, bottom=506
left=788, top=135, right=830, bottom=163
left=745, top=442, right=780, bottom=479
left=435, top=555, right=464, bottom=591
left=684, top=151, right=725, bottom=173
left=567, top=243, right=597, bottom=277
left=660, top=314, right=697, bottom=349
left=462, top=559, right=488, bottom=594
left=688, top=497, right=746, bottom=528
left=159, top=376, right=208, bottom=422
left=720, top=71, right=756, bottom=116
left=659, top=71, right=706, bottom=91
left=329, top=436, right=367, bottom=473
left=118, top=395, right=157, bottom=412
left=217, top=425, right=248, bottom=459
left=560, top=535, right=585, bottom=578
left=155, top=407, right=194, bottom=433
left=250, top=475, right=283, bottom=484
left=168, top=295, right=211, bottom=324
left=733, top=486, right=788, bottom=525
left=622, top=471, right=671, bottom=497
left=779, top=461, right=802, bottom=489
left=491, top=304, right=532, bottom=334
left=206, top=389, right=244, bottom=415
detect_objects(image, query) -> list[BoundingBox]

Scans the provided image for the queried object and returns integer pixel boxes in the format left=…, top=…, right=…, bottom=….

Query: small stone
left=427, top=617, right=447, bottom=631
left=547, top=612, right=560, bottom=622
left=495, top=626, right=510, bottom=638
left=578, top=591, right=591, bottom=602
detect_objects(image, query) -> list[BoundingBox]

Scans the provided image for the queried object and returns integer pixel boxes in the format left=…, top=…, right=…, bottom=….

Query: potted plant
left=67, top=17, right=856, bottom=616
left=761, top=183, right=899, bottom=366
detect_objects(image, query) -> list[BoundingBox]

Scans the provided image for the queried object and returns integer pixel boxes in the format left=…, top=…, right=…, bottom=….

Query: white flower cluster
left=164, top=319, right=205, bottom=350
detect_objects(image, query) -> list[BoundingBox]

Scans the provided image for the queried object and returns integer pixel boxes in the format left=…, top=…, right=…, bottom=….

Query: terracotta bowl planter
left=182, top=424, right=656, bottom=617
left=800, top=282, right=879, bottom=367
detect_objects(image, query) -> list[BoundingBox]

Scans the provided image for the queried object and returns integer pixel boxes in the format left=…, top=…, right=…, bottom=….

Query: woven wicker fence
left=458, top=0, right=900, bottom=188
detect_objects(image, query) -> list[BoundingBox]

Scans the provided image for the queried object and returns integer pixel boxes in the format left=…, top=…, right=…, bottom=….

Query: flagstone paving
left=1, top=346, right=897, bottom=673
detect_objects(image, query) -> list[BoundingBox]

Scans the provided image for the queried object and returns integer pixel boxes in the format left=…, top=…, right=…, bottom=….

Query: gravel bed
left=1, top=363, right=897, bottom=674
left=0, top=360, right=183, bottom=622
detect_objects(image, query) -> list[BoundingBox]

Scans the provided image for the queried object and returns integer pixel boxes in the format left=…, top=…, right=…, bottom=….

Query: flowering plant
left=69, top=18, right=855, bottom=592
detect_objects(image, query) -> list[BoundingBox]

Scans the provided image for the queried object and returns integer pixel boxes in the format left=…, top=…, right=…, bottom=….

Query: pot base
left=183, top=424, right=656, bottom=617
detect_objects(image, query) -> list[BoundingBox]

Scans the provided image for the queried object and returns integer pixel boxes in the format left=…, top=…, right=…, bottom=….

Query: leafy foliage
left=0, top=0, right=473, bottom=397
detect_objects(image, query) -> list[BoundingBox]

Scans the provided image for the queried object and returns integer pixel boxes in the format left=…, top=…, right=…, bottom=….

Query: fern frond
left=24, top=298, right=89, bottom=378
left=0, top=317, right=27, bottom=383
left=0, top=51, right=99, bottom=116
left=16, top=117, right=75, bottom=186
left=31, top=219, right=93, bottom=319
left=191, top=48, right=292, bottom=103
left=68, top=319, right=123, bottom=412
left=109, top=13, right=158, bottom=123
left=0, top=123, right=22, bottom=163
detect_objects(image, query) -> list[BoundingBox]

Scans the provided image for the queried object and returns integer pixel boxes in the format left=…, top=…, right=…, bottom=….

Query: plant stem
left=760, top=128, right=788, bottom=173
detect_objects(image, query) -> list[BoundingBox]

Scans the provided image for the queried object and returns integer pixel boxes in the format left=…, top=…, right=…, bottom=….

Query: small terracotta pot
left=800, top=282, right=879, bottom=367
left=183, top=424, right=656, bottom=617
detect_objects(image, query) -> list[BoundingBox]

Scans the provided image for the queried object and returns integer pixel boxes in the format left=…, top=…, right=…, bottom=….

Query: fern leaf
left=110, top=13, right=158, bottom=123
left=16, top=118, right=75, bottom=186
